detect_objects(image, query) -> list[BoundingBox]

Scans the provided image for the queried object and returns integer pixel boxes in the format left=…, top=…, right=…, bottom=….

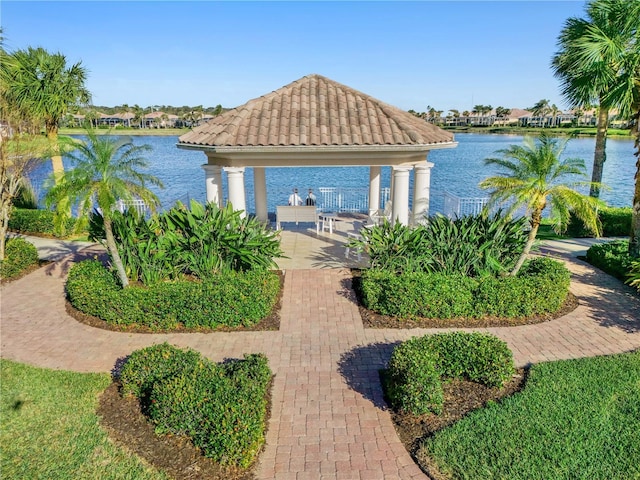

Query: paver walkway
left=1, top=236, right=639, bottom=479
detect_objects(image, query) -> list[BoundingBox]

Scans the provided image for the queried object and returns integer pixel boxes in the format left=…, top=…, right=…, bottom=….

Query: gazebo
left=177, top=74, right=457, bottom=225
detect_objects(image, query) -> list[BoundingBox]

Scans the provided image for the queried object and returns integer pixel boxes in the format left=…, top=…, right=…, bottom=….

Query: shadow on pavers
left=337, top=342, right=400, bottom=410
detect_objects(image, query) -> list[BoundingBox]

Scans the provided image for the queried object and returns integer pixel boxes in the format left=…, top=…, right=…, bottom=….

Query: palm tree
left=480, top=134, right=602, bottom=275
left=45, top=129, right=163, bottom=287
left=2, top=47, right=90, bottom=181
left=552, top=0, right=640, bottom=198
left=0, top=35, right=47, bottom=260
left=528, top=99, right=551, bottom=126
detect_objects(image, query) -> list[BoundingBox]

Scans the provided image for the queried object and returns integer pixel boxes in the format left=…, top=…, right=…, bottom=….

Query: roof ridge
left=178, top=74, right=454, bottom=147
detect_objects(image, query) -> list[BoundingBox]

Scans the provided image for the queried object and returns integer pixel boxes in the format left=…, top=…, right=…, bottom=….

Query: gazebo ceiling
left=177, top=74, right=456, bottom=156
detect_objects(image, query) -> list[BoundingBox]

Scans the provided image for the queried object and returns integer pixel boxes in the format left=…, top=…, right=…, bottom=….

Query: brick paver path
left=1, top=243, right=639, bottom=479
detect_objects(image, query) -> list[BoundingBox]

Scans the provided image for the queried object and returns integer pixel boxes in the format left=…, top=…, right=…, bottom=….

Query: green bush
left=360, top=270, right=477, bottom=318
left=586, top=240, right=634, bottom=282
left=0, top=237, right=39, bottom=279
left=66, top=260, right=280, bottom=329
left=119, top=343, right=204, bottom=400
left=475, top=257, right=571, bottom=317
left=416, top=332, right=515, bottom=387
left=627, top=261, right=640, bottom=292
left=8, top=208, right=76, bottom=237
left=90, top=201, right=284, bottom=285
left=567, top=206, right=631, bottom=237
left=355, top=212, right=529, bottom=277
left=386, top=332, right=515, bottom=415
left=387, top=340, right=443, bottom=415
left=121, top=344, right=272, bottom=468
left=360, top=257, right=570, bottom=319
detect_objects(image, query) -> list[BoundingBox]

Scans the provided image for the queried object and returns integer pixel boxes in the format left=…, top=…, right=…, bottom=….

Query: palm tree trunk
left=510, top=210, right=542, bottom=276
left=46, top=125, right=64, bottom=183
left=590, top=105, right=609, bottom=197
left=0, top=198, right=9, bottom=261
left=103, top=215, right=130, bottom=287
left=630, top=110, right=640, bottom=258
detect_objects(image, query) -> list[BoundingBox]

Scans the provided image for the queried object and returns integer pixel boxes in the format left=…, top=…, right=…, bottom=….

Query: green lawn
left=419, top=351, right=640, bottom=480
left=0, top=360, right=167, bottom=480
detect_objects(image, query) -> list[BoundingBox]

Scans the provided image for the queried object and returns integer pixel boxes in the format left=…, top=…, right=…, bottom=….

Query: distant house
left=143, top=111, right=179, bottom=128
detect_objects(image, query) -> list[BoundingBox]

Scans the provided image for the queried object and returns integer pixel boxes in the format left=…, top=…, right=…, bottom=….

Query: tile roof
left=179, top=74, right=454, bottom=148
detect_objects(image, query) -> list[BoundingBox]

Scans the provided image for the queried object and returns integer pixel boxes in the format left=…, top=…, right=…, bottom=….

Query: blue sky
left=2, top=1, right=588, bottom=112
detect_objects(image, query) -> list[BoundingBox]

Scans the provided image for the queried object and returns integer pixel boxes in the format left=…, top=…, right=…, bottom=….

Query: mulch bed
left=97, top=382, right=263, bottom=480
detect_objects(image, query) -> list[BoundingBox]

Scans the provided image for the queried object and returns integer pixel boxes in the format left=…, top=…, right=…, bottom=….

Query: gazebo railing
left=318, top=187, right=390, bottom=213
left=115, top=199, right=150, bottom=217
left=442, top=191, right=488, bottom=218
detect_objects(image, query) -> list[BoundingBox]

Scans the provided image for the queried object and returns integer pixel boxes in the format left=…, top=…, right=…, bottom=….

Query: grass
left=0, top=359, right=167, bottom=480
left=419, top=351, right=640, bottom=480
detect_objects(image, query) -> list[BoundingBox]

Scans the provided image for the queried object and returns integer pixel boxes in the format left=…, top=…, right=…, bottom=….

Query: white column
left=224, top=167, right=247, bottom=217
left=412, top=161, right=434, bottom=225
left=202, top=164, right=223, bottom=205
left=391, top=166, right=412, bottom=225
left=253, top=167, right=268, bottom=222
left=368, top=166, right=381, bottom=218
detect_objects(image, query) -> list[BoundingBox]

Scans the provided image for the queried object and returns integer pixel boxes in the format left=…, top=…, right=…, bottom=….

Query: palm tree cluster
left=552, top=0, right=640, bottom=255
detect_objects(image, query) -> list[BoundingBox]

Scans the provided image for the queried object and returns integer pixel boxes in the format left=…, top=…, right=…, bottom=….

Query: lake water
left=31, top=133, right=636, bottom=215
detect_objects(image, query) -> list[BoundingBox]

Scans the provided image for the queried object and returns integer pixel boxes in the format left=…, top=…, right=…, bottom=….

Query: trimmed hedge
left=119, top=343, right=204, bottom=399
left=567, top=206, right=631, bottom=238
left=586, top=239, right=634, bottom=282
left=386, top=332, right=515, bottom=415
left=361, top=257, right=570, bottom=319
left=120, top=344, right=271, bottom=468
left=0, top=237, right=39, bottom=279
left=8, top=208, right=76, bottom=237
left=66, top=260, right=280, bottom=330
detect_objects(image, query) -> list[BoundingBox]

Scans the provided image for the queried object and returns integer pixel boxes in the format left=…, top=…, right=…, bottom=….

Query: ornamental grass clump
left=386, top=332, right=515, bottom=415
left=120, top=344, right=272, bottom=469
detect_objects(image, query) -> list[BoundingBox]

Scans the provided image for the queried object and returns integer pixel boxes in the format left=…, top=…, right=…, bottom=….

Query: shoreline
left=58, top=126, right=633, bottom=139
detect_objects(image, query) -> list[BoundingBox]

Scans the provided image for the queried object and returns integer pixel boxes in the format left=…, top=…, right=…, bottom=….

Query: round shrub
left=387, top=339, right=444, bottom=415
left=119, top=343, right=204, bottom=400
left=385, top=332, right=515, bottom=415
left=145, top=352, right=271, bottom=468
left=0, top=237, right=39, bottom=279
left=418, top=332, right=515, bottom=387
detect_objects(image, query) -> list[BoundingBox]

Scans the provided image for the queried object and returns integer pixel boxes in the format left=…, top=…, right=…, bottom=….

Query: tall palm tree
left=2, top=47, right=90, bottom=181
left=45, top=129, right=163, bottom=287
left=480, top=134, right=602, bottom=275
left=552, top=0, right=640, bottom=198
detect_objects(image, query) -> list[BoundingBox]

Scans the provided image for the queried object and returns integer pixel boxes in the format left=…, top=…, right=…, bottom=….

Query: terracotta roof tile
left=178, top=74, right=454, bottom=148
